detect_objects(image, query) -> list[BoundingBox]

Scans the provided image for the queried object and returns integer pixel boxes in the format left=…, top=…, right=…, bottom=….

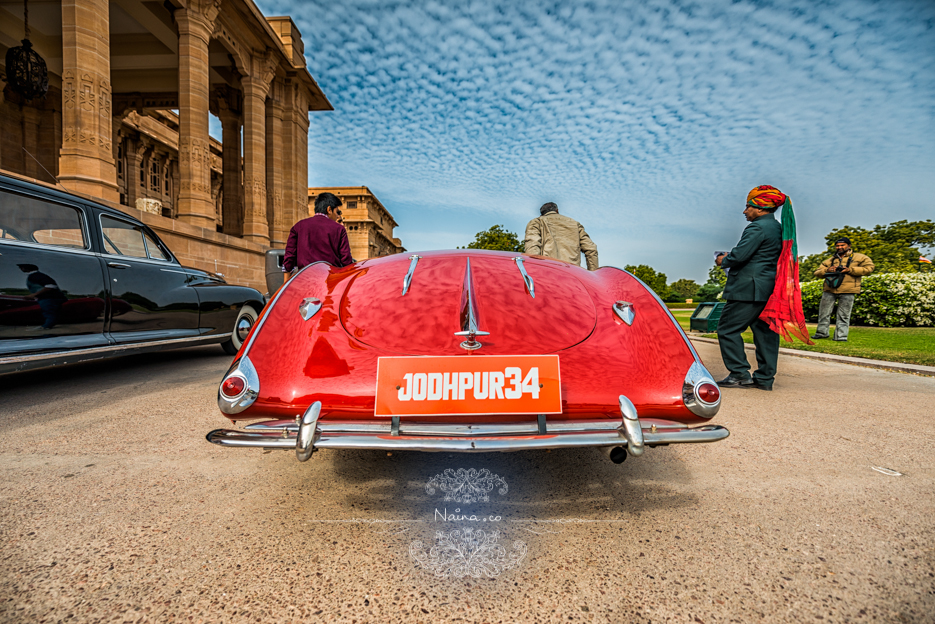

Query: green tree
left=694, top=264, right=726, bottom=301
left=462, top=225, right=524, bottom=252
left=695, top=283, right=724, bottom=301
left=668, top=278, right=700, bottom=300
left=799, top=219, right=935, bottom=276
left=706, top=263, right=727, bottom=287
left=625, top=264, right=668, bottom=297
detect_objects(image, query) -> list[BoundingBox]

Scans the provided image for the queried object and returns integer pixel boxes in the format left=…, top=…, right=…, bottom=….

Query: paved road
left=1, top=343, right=933, bottom=623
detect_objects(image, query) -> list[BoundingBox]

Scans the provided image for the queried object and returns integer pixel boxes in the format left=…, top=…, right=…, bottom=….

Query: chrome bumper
left=206, top=396, right=729, bottom=460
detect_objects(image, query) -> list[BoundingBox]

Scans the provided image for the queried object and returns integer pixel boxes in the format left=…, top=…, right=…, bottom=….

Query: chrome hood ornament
left=454, top=257, right=489, bottom=350
left=401, top=254, right=421, bottom=296
left=513, top=256, right=535, bottom=298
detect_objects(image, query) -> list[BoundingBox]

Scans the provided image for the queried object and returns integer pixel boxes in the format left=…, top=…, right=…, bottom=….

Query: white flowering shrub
left=800, top=274, right=935, bottom=327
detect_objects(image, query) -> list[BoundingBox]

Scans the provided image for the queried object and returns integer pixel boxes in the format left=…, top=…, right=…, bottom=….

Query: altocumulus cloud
left=255, top=0, right=935, bottom=282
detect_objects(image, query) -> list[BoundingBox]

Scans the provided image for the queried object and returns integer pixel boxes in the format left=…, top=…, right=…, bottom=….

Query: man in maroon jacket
left=283, top=192, right=354, bottom=274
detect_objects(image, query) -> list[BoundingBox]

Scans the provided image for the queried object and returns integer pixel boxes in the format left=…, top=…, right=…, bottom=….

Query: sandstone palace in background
left=0, top=0, right=403, bottom=291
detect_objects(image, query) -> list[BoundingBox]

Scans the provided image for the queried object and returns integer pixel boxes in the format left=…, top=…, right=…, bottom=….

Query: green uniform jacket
left=721, top=213, right=782, bottom=302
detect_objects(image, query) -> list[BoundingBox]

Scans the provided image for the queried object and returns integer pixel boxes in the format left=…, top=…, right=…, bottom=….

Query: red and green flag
left=759, top=197, right=814, bottom=345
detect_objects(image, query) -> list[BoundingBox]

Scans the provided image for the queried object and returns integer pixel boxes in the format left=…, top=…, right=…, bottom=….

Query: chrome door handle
left=107, top=262, right=131, bottom=269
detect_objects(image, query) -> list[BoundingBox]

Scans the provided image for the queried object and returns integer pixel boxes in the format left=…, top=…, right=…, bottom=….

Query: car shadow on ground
left=266, top=444, right=699, bottom=523
left=0, top=346, right=232, bottom=431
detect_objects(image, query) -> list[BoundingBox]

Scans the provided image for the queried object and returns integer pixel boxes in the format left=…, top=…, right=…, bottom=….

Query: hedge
left=801, top=273, right=935, bottom=327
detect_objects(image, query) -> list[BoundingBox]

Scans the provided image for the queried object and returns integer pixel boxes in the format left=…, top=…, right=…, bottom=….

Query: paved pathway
left=0, top=344, right=933, bottom=623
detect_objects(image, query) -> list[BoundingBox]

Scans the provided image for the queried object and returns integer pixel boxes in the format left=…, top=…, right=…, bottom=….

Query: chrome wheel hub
left=236, top=316, right=253, bottom=341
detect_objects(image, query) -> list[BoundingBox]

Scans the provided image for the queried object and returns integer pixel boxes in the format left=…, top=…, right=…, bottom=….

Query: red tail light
left=696, top=383, right=720, bottom=403
left=221, top=376, right=246, bottom=397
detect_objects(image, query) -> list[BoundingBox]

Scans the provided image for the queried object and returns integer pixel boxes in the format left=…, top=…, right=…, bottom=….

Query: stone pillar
left=22, top=106, right=41, bottom=179
left=280, top=79, right=297, bottom=232
left=175, top=0, right=220, bottom=229
left=59, top=0, right=118, bottom=202
left=293, top=84, right=310, bottom=221
left=241, top=56, right=275, bottom=245
left=266, top=80, right=285, bottom=247
left=217, top=102, right=243, bottom=237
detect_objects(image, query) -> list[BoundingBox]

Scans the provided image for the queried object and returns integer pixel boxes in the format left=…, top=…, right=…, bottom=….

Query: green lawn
left=667, top=308, right=935, bottom=367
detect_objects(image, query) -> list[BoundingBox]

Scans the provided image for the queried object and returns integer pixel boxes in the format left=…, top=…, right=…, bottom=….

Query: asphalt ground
left=0, top=343, right=933, bottom=623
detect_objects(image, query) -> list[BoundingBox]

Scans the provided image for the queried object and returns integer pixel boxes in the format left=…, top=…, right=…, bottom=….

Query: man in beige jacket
left=524, top=202, right=599, bottom=270
left=811, top=236, right=874, bottom=341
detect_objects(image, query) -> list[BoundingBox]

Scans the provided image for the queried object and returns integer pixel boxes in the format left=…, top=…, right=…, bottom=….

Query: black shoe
left=832, top=338, right=847, bottom=342
left=717, top=375, right=754, bottom=388
left=810, top=334, right=828, bottom=339
left=746, top=380, right=773, bottom=391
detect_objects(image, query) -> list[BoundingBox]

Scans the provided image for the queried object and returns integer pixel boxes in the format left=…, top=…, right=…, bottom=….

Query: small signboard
left=690, top=301, right=725, bottom=332
left=375, top=355, right=562, bottom=417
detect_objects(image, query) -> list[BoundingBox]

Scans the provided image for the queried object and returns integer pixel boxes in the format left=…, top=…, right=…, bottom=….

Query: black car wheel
left=221, top=306, right=258, bottom=355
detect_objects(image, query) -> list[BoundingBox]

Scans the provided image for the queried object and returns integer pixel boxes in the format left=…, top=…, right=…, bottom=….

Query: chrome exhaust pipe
left=599, top=445, right=628, bottom=464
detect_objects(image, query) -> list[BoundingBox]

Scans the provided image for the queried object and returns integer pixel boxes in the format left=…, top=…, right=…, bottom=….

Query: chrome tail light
left=682, top=361, right=720, bottom=418
left=218, top=355, right=260, bottom=415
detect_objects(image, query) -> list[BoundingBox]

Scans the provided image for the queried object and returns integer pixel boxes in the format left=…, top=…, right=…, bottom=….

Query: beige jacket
left=813, top=251, right=874, bottom=293
left=524, top=212, right=599, bottom=270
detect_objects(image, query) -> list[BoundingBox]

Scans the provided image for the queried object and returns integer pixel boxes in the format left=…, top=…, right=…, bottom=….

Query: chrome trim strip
left=205, top=425, right=729, bottom=452
left=244, top=419, right=630, bottom=436
left=513, top=256, right=535, bottom=298
left=606, top=266, right=703, bottom=363
left=0, top=333, right=231, bottom=365
left=618, top=395, right=645, bottom=456
left=401, top=254, right=421, bottom=295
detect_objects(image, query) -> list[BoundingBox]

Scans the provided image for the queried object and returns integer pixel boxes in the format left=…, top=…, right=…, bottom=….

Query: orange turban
left=747, top=185, right=786, bottom=209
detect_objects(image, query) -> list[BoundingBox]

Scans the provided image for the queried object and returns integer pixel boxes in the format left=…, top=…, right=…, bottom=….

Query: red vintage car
left=207, top=250, right=728, bottom=462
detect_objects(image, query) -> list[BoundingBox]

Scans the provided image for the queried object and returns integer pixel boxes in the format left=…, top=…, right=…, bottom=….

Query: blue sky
left=250, top=0, right=935, bottom=283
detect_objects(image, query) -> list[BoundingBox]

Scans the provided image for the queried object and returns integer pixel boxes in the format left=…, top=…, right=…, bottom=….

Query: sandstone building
left=307, top=186, right=405, bottom=261
left=0, top=0, right=331, bottom=290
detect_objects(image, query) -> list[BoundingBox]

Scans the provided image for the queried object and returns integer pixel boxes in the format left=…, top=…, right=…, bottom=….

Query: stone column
left=280, top=79, right=297, bottom=232
left=293, top=84, right=310, bottom=222
left=22, top=106, right=41, bottom=179
left=59, top=0, right=118, bottom=202
left=175, top=0, right=220, bottom=229
left=241, top=55, right=275, bottom=244
left=217, top=101, right=243, bottom=237
left=265, top=79, right=285, bottom=247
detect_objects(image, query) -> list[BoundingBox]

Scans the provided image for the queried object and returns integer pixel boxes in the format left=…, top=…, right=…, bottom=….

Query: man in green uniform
left=714, top=185, right=785, bottom=391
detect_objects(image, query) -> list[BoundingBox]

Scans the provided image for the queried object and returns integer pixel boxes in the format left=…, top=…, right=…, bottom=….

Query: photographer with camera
left=811, top=237, right=874, bottom=341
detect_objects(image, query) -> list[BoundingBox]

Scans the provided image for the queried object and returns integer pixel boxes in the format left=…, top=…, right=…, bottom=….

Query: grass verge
left=669, top=309, right=935, bottom=367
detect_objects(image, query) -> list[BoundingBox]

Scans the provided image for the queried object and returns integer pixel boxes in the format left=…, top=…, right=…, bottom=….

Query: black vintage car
left=0, top=173, right=265, bottom=375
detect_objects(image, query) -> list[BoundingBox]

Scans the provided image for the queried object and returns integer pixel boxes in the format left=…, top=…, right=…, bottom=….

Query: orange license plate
left=375, top=355, right=562, bottom=417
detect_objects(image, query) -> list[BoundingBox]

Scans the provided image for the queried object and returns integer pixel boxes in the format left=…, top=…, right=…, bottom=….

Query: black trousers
left=716, top=300, right=780, bottom=386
